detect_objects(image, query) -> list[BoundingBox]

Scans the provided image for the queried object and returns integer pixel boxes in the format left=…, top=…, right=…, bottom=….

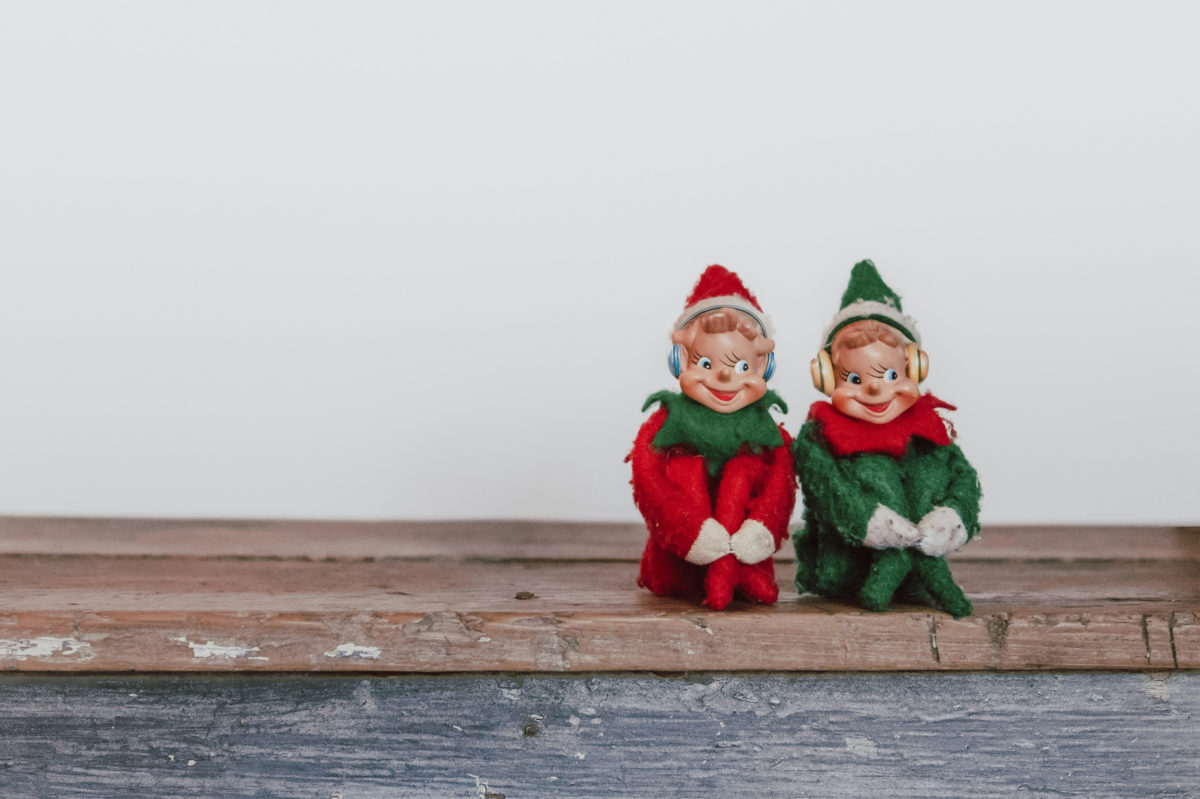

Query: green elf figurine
left=792, top=260, right=981, bottom=617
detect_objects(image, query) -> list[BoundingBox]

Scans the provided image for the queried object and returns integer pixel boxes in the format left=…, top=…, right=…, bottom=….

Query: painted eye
left=884, top=369, right=899, bottom=382
left=847, top=372, right=862, bottom=385
left=735, top=360, right=750, bottom=374
left=698, top=357, right=712, bottom=370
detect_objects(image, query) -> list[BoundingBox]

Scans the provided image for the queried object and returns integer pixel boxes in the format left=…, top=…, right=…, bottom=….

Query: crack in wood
left=1140, top=613, right=1152, bottom=664
left=1168, top=612, right=1179, bottom=669
left=928, top=617, right=940, bottom=664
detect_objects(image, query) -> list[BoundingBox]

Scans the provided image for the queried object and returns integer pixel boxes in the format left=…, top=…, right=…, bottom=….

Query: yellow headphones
left=810, top=342, right=929, bottom=397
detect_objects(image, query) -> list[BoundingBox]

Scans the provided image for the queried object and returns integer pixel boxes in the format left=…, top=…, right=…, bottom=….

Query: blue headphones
left=669, top=344, right=775, bottom=381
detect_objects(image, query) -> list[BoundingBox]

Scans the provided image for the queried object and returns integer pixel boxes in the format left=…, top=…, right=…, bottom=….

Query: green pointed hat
left=820, top=259, right=921, bottom=348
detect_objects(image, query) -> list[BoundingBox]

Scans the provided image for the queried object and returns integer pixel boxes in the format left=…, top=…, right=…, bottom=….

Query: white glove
left=730, top=519, right=776, bottom=564
left=863, top=505, right=922, bottom=549
left=917, top=506, right=969, bottom=557
left=685, top=518, right=732, bottom=565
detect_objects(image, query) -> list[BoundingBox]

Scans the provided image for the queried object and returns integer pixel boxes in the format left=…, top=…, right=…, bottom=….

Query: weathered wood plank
left=0, top=672, right=1197, bottom=798
left=1, top=557, right=1195, bottom=672
left=1172, top=610, right=1200, bottom=668
left=1, top=516, right=1196, bottom=561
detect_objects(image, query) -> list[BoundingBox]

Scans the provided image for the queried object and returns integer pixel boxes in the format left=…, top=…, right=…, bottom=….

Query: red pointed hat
left=672, top=265, right=774, bottom=338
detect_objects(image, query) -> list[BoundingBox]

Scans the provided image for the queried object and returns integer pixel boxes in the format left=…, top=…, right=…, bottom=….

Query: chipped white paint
left=324, top=643, right=382, bottom=660
left=170, top=636, right=268, bottom=661
left=844, top=734, right=879, bottom=758
left=0, top=637, right=92, bottom=661
left=1144, top=673, right=1172, bottom=702
left=469, top=774, right=497, bottom=798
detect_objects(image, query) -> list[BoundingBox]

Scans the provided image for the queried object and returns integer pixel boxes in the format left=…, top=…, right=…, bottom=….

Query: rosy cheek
left=830, top=391, right=857, bottom=416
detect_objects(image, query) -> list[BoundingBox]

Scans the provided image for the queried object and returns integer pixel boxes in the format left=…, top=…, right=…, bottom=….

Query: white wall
left=1, top=2, right=1197, bottom=523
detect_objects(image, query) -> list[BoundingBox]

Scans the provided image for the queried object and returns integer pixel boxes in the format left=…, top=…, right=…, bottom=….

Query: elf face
left=678, top=326, right=770, bottom=413
left=831, top=339, right=919, bottom=424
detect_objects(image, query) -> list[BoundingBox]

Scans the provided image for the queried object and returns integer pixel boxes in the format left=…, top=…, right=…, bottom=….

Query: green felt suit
left=791, top=416, right=982, bottom=617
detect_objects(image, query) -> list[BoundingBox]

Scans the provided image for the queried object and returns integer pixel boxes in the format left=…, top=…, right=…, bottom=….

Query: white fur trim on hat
left=673, top=295, right=776, bottom=339
left=819, top=299, right=920, bottom=349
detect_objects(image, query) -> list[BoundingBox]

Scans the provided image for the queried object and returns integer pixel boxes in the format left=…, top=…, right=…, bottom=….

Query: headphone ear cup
left=906, top=342, right=929, bottom=382
left=668, top=344, right=682, bottom=378
left=763, top=351, right=776, bottom=382
left=810, top=350, right=834, bottom=396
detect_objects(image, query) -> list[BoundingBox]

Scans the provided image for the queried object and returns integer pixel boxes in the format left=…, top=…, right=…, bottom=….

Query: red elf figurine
left=628, top=266, right=796, bottom=610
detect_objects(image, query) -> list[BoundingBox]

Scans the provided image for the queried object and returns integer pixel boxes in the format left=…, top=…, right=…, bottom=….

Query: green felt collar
left=643, top=390, right=787, bottom=475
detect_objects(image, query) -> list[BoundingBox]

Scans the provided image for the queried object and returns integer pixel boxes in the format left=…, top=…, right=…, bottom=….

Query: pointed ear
left=753, top=336, right=775, bottom=357
left=671, top=325, right=695, bottom=349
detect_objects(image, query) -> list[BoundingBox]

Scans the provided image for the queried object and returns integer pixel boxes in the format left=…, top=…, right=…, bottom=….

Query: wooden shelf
left=1, top=517, right=1196, bottom=673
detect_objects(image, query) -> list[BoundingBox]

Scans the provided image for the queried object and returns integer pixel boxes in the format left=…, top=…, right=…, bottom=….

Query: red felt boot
left=703, top=554, right=739, bottom=610
left=735, top=559, right=780, bottom=605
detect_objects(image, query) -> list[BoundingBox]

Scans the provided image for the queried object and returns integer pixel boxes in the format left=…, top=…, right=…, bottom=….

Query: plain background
left=1, top=2, right=1197, bottom=524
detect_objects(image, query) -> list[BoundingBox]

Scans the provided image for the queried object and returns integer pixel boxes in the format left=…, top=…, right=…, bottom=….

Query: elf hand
left=863, top=505, right=922, bottom=549
left=730, top=519, right=776, bottom=564
left=916, top=507, right=969, bottom=557
left=685, top=518, right=733, bottom=565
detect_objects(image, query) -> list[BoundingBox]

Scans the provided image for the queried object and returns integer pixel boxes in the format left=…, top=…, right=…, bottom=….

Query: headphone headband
left=674, top=304, right=771, bottom=338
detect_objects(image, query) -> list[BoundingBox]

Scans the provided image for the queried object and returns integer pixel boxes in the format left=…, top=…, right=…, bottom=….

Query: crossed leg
left=859, top=548, right=972, bottom=618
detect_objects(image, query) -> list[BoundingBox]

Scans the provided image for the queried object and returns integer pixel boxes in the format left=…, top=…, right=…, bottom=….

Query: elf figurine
left=792, top=260, right=981, bottom=618
left=628, top=265, right=796, bottom=610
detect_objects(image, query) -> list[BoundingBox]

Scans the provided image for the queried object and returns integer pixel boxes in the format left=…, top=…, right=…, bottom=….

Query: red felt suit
left=629, top=405, right=796, bottom=610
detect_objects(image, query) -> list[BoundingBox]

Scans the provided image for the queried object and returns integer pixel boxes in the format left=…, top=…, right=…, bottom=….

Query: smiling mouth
left=859, top=399, right=893, bottom=414
left=706, top=387, right=740, bottom=402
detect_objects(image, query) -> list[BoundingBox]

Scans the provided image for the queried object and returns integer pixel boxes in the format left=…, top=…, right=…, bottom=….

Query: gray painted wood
left=1, top=672, right=1196, bottom=798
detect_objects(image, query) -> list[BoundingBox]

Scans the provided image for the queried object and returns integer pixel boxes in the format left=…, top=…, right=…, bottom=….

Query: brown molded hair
left=830, top=319, right=904, bottom=362
left=673, top=308, right=774, bottom=356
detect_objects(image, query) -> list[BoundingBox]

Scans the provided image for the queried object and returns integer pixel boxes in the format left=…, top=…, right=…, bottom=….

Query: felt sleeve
left=742, top=426, right=798, bottom=548
left=934, top=443, right=983, bottom=540
left=792, top=421, right=907, bottom=547
left=627, top=406, right=715, bottom=560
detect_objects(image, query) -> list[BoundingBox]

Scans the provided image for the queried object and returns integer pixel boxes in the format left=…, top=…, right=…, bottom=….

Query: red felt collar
left=808, top=394, right=956, bottom=457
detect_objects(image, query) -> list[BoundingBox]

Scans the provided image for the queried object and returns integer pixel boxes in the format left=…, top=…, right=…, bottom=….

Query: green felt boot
left=859, top=548, right=913, bottom=612
left=912, top=555, right=973, bottom=618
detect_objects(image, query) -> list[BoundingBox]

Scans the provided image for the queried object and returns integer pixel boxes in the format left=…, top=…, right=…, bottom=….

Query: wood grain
left=1, top=518, right=1197, bottom=672
left=2, top=516, right=1197, bottom=561
left=0, top=672, right=1197, bottom=798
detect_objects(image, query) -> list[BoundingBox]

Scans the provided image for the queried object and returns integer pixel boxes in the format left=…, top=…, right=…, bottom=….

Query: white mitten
left=684, top=518, right=733, bottom=565
left=917, top=506, right=969, bottom=557
left=863, top=505, right=922, bottom=549
left=731, top=519, right=776, bottom=564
